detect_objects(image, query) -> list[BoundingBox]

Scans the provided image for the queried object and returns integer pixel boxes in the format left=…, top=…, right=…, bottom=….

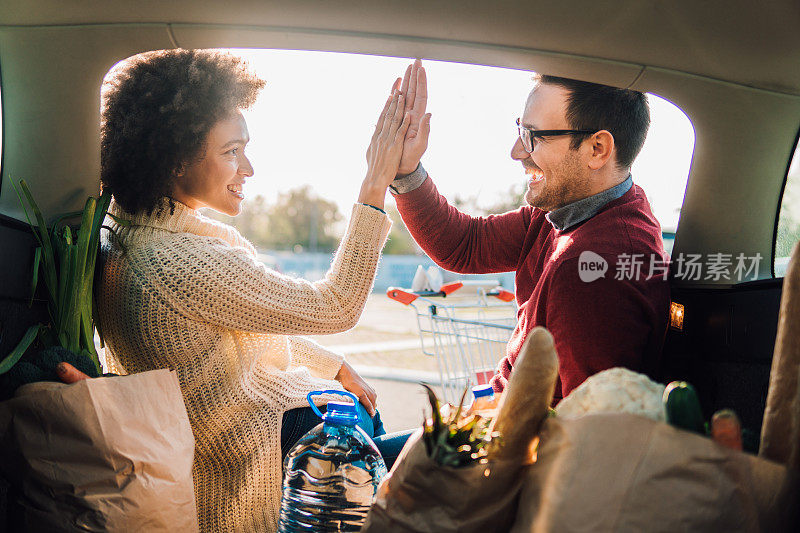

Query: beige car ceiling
left=1, top=0, right=799, bottom=284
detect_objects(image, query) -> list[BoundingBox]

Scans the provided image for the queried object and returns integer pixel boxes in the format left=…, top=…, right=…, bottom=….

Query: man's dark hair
left=100, top=49, right=265, bottom=214
left=535, top=74, right=650, bottom=170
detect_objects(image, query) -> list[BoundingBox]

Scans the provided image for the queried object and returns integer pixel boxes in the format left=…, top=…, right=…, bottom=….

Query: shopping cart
left=387, top=280, right=518, bottom=404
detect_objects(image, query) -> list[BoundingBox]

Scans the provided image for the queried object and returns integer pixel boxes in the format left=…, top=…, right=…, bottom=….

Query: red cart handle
left=439, top=281, right=463, bottom=295
left=387, top=283, right=514, bottom=304
left=386, top=287, right=419, bottom=305
left=490, top=289, right=515, bottom=302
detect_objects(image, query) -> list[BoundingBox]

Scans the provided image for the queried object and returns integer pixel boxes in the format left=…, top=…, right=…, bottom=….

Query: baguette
left=489, top=327, right=559, bottom=461
left=760, top=241, right=800, bottom=469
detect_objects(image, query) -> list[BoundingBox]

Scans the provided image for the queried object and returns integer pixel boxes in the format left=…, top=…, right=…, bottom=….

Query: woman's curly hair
left=100, top=49, right=265, bottom=214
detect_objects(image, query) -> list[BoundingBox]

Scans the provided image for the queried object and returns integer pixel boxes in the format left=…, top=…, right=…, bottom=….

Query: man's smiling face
left=511, top=83, right=593, bottom=212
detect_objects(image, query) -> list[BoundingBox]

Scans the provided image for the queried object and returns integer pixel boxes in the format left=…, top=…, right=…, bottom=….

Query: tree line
left=206, top=184, right=527, bottom=255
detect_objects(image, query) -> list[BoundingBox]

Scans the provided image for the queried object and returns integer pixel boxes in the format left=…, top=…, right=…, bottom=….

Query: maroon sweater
left=395, top=177, right=670, bottom=400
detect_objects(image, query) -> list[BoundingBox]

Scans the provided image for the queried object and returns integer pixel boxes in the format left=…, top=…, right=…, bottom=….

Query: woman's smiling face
left=171, top=111, right=254, bottom=216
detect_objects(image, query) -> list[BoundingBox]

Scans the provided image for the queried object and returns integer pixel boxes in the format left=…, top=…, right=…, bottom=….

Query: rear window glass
left=775, top=134, right=800, bottom=276
left=104, top=49, right=694, bottom=266
left=219, top=49, right=693, bottom=259
left=0, top=64, right=3, bottom=179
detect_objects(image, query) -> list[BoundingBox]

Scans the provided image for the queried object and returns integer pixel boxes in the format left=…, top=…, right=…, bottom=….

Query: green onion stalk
left=0, top=179, right=127, bottom=376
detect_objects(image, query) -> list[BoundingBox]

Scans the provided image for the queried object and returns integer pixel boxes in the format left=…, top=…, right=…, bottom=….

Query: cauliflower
left=555, top=367, right=666, bottom=421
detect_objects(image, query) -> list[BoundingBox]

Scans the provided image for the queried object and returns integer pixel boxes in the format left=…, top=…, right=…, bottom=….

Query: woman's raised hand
left=359, top=79, right=412, bottom=209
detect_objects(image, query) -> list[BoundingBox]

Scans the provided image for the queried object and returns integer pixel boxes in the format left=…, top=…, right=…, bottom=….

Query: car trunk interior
left=1, top=2, right=799, bottom=523
left=660, top=279, right=784, bottom=449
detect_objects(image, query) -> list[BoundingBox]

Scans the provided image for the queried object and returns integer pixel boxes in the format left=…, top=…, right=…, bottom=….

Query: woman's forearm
left=146, top=204, right=391, bottom=336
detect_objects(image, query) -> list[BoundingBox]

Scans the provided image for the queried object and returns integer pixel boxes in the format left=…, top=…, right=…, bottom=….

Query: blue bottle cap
left=472, top=384, right=494, bottom=399
left=322, top=400, right=359, bottom=426
left=307, top=390, right=361, bottom=426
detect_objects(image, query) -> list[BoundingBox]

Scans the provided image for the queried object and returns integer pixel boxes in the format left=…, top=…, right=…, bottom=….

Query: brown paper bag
left=761, top=240, right=800, bottom=468
left=366, top=415, right=796, bottom=532
left=362, top=429, right=526, bottom=533
left=513, top=414, right=798, bottom=532
left=0, top=369, right=198, bottom=532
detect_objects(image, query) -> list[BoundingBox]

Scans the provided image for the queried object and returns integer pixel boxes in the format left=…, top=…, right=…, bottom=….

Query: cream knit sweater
left=98, top=197, right=391, bottom=532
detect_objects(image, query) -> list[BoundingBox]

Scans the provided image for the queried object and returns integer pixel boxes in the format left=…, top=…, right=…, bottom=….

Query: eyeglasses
left=516, top=118, right=598, bottom=153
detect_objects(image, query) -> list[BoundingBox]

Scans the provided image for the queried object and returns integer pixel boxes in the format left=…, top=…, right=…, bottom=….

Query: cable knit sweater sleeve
left=288, top=336, right=345, bottom=380
left=142, top=203, right=391, bottom=336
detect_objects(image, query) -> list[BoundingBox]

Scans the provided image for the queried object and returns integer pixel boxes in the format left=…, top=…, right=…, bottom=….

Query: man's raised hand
left=397, top=59, right=431, bottom=176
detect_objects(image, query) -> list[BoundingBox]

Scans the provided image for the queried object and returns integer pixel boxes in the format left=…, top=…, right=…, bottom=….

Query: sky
left=229, top=49, right=694, bottom=232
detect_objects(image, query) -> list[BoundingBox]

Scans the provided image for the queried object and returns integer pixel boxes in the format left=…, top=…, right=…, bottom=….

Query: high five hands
left=360, top=59, right=431, bottom=209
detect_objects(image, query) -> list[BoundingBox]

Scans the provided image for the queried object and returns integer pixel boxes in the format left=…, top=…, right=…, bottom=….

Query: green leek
left=1, top=178, right=116, bottom=376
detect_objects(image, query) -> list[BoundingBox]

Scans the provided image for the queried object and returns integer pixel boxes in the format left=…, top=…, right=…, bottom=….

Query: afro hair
left=100, top=49, right=265, bottom=214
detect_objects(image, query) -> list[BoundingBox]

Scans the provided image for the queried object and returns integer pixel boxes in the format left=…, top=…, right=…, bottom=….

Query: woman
left=96, top=49, right=418, bottom=532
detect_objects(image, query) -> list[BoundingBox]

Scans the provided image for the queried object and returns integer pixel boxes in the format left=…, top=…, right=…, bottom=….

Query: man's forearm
left=391, top=166, right=526, bottom=274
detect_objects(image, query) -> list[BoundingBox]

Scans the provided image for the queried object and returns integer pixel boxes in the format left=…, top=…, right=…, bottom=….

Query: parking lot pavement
left=310, top=294, right=480, bottom=433
left=368, top=378, right=442, bottom=434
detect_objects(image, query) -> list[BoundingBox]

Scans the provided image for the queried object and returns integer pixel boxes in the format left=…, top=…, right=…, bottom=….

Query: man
left=392, top=60, right=670, bottom=402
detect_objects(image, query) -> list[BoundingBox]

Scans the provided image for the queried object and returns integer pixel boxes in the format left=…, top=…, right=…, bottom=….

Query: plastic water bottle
left=278, top=390, right=387, bottom=532
left=471, top=384, right=497, bottom=418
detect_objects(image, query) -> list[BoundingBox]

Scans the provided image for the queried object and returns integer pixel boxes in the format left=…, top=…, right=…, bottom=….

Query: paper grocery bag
left=761, top=240, right=800, bottom=469
left=0, top=369, right=199, bottom=532
left=513, top=414, right=798, bottom=532
left=363, top=429, right=526, bottom=533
